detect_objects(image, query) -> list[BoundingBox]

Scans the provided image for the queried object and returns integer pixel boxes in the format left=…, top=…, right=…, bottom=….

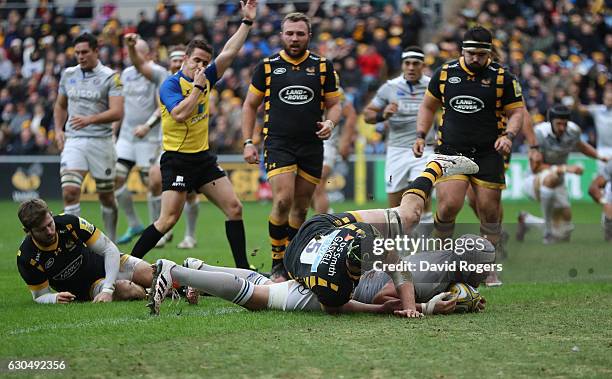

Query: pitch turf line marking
left=8, top=307, right=243, bottom=335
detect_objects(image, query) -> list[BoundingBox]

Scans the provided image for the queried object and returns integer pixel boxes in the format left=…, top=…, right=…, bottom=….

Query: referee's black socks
left=225, top=220, right=250, bottom=269
left=131, top=224, right=164, bottom=258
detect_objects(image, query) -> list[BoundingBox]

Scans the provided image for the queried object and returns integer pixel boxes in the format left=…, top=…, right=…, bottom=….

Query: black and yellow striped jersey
left=249, top=50, right=340, bottom=142
left=427, top=57, right=524, bottom=149
left=16, top=214, right=106, bottom=301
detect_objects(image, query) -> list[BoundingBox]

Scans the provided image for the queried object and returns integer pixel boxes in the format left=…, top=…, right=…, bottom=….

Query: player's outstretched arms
left=31, top=285, right=75, bottom=304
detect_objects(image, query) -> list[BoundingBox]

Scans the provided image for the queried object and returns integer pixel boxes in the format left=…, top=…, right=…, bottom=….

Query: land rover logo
left=448, top=76, right=461, bottom=84
left=449, top=96, right=485, bottom=114
left=279, top=86, right=314, bottom=105
left=273, top=67, right=286, bottom=75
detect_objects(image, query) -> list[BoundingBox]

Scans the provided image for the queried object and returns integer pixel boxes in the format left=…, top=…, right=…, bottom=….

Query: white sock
left=116, top=185, right=140, bottom=229
left=101, top=204, right=118, bottom=242
left=539, top=186, right=555, bottom=237
left=189, top=258, right=269, bottom=285
left=64, top=203, right=81, bottom=217
left=172, top=266, right=254, bottom=306
left=184, top=199, right=199, bottom=239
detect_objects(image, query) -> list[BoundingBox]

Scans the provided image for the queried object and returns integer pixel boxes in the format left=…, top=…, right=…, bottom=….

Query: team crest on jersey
left=448, top=77, right=461, bottom=84
left=45, top=258, right=55, bottom=269
left=481, top=78, right=491, bottom=87
left=305, top=66, right=316, bottom=75
left=279, top=86, right=314, bottom=105
left=273, top=68, right=286, bottom=75
left=65, top=238, right=76, bottom=252
left=449, top=95, right=485, bottom=114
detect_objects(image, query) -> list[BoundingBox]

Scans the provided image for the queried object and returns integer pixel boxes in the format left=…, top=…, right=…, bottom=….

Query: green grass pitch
left=1, top=199, right=611, bottom=378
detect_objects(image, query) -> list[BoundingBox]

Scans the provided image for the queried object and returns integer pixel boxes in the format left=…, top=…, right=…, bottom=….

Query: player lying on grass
left=149, top=153, right=482, bottom=317
left=16, top=198, right=153, bottom=304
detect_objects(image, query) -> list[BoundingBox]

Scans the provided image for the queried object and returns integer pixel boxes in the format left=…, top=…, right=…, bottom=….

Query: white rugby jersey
left=534, top=121, right=582, bottom=165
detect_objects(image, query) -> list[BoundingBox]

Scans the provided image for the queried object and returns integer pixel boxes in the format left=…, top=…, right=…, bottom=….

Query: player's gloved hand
left=243, top=144, right=259, bottom=164
left=412, top=138, right=425, bottom=158
left=316, top=120, right=334, bottom=140
left=70, top=115, right=93, bottom=130
left=93, top=291, right=113, bottom=303
left=56, top=292, right=76, bottom=304
left=494, top=135, right=512, bottom=155
left=383, top=102, right=398, bottom=119
left=55, top=130, right=65, bottom=152
left=133, top=124, right=149, bottom=138
left=567, top=165, right=584, bottom=175
left=394, top=308, right=423, bottom=318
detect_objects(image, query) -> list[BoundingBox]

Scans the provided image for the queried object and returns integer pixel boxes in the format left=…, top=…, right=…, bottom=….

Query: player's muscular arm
left=30, top=285, right=76, bottom=304
left=578, top=140, right=607, bottom=161
left=364, top=102, right=397, bottom=124
left=242, top=90, right=264, bottom=164
left=125, top=33, right=154, bottom=81
left=73, top=96, right=124, bottom=129
left=382, top=250, right=422, bottom=318
left=214, top=0, right=256, bottom=77
left=53, top=94, right=68, bottom=150
left=413, top=95, right=441, bottom=157
left=317, top=97, right=342, bottom=140
left=339, top=102, right=357, bottom=159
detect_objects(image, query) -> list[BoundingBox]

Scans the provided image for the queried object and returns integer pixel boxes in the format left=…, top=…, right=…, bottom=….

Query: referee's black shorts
left=263, top=135, right=323, bottom=185
left=160, top=150, right=226, bottom=192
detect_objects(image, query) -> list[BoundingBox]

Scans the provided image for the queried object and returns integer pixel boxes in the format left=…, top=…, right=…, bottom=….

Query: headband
left=402, top=51, right=425, bottom=61
left=462, top=40, right=492, bottom=51
left=169, top=50, right=186, bottom=59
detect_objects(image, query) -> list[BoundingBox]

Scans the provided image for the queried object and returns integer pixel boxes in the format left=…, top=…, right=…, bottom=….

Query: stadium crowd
left=0, top=0, right=609, bottom=155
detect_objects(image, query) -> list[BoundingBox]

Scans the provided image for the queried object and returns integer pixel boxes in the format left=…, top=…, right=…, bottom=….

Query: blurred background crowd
left=0, top=0, right=609, bottom=155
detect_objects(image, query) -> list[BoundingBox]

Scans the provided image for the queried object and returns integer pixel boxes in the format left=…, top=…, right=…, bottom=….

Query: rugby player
left=413, top=26, right=526, bottom=286
left=53, top=32, right=123, bottom=241
left=365, top=46, right=433, bottom=213
left=517, top=105, right=608, bottom=243
left=113, top=34, right=169, bottom=245
left=16, top=199, right=153, bottom=304
left=242, top=12, right=342, bottom=281
left=130, top=0, right=256, bottom=270
left=148, top=153, right=480, bottom=316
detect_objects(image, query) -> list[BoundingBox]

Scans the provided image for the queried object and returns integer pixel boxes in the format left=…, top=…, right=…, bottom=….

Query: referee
left=412, top=26, right=526, bottom=286
left=242, top=12, right=342, bottom=280
left=130, top=0, right=257, bottom=270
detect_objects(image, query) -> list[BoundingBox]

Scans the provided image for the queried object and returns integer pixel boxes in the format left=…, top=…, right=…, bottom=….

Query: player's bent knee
left=113, top=280, right=146, bottom=301
left=115, top=159, right=132, bottom=181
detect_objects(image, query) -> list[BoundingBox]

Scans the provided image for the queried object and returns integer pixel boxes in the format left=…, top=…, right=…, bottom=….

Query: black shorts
left=436, top=144, right=506, bottom=189
left=160, top=150, right=226, bottom=192
left=264, top=135, right=323, bottom=185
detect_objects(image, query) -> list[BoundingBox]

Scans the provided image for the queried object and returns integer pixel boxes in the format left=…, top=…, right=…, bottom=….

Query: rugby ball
left=446, top=283, right=482, bottom=313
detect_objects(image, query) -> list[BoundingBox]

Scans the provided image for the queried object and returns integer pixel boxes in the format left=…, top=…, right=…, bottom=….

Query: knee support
left=95, top=178, right=115, bottom=193
left=60, top=171, right=84, bottom=189
left=115, top=159, right=134, bottom=181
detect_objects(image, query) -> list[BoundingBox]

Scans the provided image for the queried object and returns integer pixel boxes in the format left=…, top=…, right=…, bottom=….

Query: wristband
left=144, top=113, right=160, bottom=129
left=375, top=111, right=386, bottom=123
left=529, top=145, right=540, bottom=150
left=194, top=84, right=205, bottom=92
left=241, top=19, right=253, bottom=26
left=416, top=131, right=426, bottom=139
left=243, top=139, right=253, bottom=147
left=506, top=131, right=516, bottom=141
left=326, top=120, right=336, bottom=129
left=101, top=287, right=114, bottom=295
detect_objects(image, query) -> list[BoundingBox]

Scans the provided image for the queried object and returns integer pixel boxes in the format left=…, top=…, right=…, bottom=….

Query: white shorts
left=523, top=169, right=570, bottom=208
left=266, top=280, right=320, bottom=311
left=385, top=145, right=433, bottom=193
left=116, top=138, right=161, bottom=169
left=597, top=148, right=612, bottom=174
left=323, top=139, right=338, bottom=169
left=61, top=137, right=116, bottom=180
left=91, top=255, right=144, bottom=298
